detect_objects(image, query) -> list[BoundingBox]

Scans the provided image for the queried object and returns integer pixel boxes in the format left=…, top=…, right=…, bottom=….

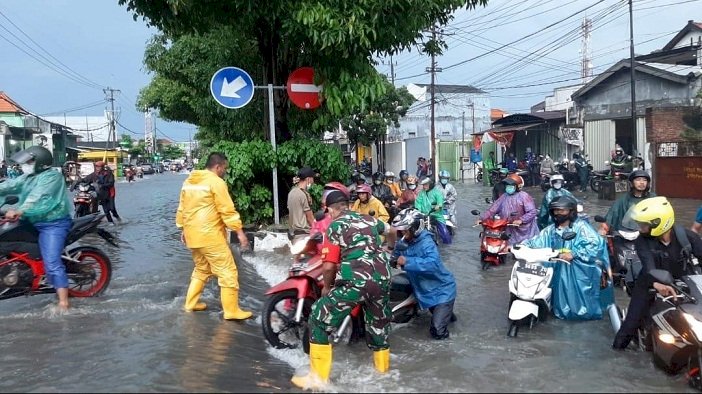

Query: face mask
left=553, top=214, right=570, bottom=225
left=505, top=185, right=516, bottom=195
left=409, top=185, right=417, bottom=190
left=440, top=178, right=448, bottom=185
left=21, top=163, right=35, bottom=175
left=552, top=181, right=562, bottom=190
left=387, top=179, right=394, bottom=184
left=374, top=180, right=381, bottom=185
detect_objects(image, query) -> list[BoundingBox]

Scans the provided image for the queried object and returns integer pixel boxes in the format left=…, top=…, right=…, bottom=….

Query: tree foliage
left=118, top=0, right=488, bottom=143
left=206, top=138, right=349, bottom=224
left=341, top=82, right=415, bottom=146
left=161, top=144, right=185, bottom=159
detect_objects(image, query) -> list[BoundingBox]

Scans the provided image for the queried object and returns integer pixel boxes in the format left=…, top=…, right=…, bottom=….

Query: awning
left=483, top=123, right=542, bottom=134
left=66, top=146, right=88, bottom=152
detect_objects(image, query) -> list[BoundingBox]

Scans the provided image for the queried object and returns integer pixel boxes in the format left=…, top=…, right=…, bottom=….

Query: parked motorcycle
left=476, top=166, right=483, bottom=184
left=0, top=196, right=115, bottom=301
left=72, top=180, right=98, bottom=218
left=261, top=234, right=417, bottom=351
left=471, top=209, right=517, bottom=270
left=646, top=269, right=702, bottom=391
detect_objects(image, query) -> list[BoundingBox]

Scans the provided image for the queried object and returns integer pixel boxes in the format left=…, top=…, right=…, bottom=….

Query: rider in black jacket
left=613, top=197, right=702, bottom=350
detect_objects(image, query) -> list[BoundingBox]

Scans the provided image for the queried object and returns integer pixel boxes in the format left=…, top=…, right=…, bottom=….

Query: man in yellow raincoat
left=176, top=152, right=252, bottom=320
left=351, top=184, right=389, bottom=223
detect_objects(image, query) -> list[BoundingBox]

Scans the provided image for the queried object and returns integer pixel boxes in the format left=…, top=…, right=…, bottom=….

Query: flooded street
left=0, top=173, right=699, bottom=392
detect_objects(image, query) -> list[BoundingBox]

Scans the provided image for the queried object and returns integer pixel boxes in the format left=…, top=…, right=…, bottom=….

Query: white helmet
left=385, top=171, right=395, bottom=178
left=391, top=208, right=425, bottom=235
left=550, top=174, right=564, bottom=184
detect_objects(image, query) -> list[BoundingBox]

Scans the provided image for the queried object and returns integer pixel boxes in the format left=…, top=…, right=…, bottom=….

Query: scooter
left=261, top=233, right=417, bottom=351
left=647, top=269, right=702, bottom=391
left=594, top=215, right=642, bottom=296
left=471, top=209, right=518, bottom=270
left=506, top=231, right=577, bottom=337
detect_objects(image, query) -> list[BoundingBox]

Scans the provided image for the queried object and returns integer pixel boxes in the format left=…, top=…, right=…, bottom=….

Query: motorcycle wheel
left=261, top=289, right=312, bottom=349
left=64, top=246, right=112, bottom=297
left=476, top=173, right=482, bottom=183
left=507, top=321, right=519, bottom=337
left=590, top=178, right=601, bottom=193
left=74, top=204, right=87, bottom=218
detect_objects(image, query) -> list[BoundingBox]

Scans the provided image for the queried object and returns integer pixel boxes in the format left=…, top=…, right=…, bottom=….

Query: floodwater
left=0, top=172, right=699, bottom=393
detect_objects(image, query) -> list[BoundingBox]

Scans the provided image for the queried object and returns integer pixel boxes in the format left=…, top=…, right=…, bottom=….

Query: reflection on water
left=0, top=174, right=698, bottom=392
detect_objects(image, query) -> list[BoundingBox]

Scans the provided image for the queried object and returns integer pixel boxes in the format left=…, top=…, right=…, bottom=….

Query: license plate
left=517, top=262, right=546, bottom=276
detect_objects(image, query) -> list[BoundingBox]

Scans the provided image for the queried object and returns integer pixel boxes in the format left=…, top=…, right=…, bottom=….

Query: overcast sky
left=0, top=0, right=697, bottom=142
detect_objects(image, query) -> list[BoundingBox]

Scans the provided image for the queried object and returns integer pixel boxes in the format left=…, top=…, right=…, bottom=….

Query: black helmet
left=399, top=170, right=409, bottom=179
left=354, top=173, right=366, bottom=184
left=628, top=169, right=650, bottom=183
left=548, top=195, right=578, bottom=223
left=372, top=171, right=385, bottom=184
left=11, top=146, right=53, bottom=173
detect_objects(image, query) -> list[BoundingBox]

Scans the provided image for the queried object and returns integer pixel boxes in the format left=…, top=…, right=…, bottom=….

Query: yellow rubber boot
left=291, top=343, right=332, bottom=389
left=220, top=287, right=253, bottom=320
left=184, top=278, right=207, bottom=312
left=373, top=349, right=390, bottom=373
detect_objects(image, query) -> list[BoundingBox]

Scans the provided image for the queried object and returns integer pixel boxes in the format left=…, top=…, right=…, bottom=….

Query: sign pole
left=268, top=84, right=280, bottom=225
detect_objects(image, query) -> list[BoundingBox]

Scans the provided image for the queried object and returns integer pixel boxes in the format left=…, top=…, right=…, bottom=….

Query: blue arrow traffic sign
left=210, top=67, right=255, bottom=109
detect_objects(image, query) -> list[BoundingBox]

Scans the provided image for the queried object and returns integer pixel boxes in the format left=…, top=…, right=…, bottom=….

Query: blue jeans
left=34, top=217, right=72, bottom=289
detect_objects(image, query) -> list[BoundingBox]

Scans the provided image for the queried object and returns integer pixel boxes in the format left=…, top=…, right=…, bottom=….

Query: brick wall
left=645, top=106, right=697, bottom=143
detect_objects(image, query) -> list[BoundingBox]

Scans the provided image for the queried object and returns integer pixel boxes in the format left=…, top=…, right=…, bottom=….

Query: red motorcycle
left=472, top=209, right=517, bottom=270
left=0, top=196, right=115, bottom=301
left=261, top=233, right=417, bottom=352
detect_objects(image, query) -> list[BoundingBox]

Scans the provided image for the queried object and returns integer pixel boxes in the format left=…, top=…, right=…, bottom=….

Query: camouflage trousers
left=309, top=279, right=390, bottom=350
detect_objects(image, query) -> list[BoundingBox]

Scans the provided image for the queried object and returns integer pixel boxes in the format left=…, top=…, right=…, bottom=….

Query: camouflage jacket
left=326, top=210, right=391, bottom=283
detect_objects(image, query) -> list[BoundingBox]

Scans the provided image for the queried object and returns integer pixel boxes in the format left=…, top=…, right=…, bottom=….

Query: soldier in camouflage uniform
left=291, top=190, right=392, bottom=390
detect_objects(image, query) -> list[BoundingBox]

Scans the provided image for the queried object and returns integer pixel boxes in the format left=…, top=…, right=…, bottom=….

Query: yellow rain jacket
left=176, top=170, right=243, bottom=248
left=351, top=196, right=390, bottom=223
left=385, top=181, right=402, bottom=199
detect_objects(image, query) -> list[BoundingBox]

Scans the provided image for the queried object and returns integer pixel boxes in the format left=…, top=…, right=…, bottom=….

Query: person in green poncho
left=483, top=151, right=496, bottom=186
left=415, top=176, right=451, bottom=244
left=0, top=146, right=73, bottom=310
left=598, top=170, right=655, bottom=236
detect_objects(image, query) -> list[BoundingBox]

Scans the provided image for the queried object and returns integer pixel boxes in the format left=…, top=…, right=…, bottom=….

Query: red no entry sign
left=286, top=67, right=322, bottom=110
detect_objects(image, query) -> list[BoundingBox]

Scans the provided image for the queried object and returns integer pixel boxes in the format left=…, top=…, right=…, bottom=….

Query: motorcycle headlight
left=79, top=185, right=89, bottom=191
left=683, top=313, right=702, bottom=341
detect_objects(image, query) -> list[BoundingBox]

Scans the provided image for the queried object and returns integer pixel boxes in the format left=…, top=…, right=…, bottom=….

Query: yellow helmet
left=630, top=196, right=674, bottom=237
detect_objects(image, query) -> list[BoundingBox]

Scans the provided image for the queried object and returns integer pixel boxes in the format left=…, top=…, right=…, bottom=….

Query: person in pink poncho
left=478, top=175, right=539, bottom=245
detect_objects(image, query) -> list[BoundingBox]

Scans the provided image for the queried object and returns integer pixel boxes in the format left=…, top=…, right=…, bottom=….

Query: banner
left=489, top=131, right=514, bottom=147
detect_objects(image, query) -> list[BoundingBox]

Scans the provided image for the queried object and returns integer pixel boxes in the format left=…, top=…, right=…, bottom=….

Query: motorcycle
left=589, top=160, right=630, bottom=193
left=476, top=166, right=483, bottom=184
left=72, top=180, right=99, bottom=218
left=261, top=234, right=417, bottom=352
left=594, top=215, right=642, bottom=296
left=125, top=167, right=135, bottom=183
left=471, top=209, right=518, bottom=270
left=506, top=241, right=571, bottom=337
left=647, top=269, right=702, bottom=391
left=0, top=196, right=115, bottom=301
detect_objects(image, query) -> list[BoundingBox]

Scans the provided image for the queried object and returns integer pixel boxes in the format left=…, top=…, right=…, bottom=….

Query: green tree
left=161, top=144, right=185, bottom=160
left=341, top=83, right=415, bottom=147
left=119, top=0, right=487, bottom=143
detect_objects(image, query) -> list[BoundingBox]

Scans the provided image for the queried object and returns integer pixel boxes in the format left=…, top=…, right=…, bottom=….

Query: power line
left=39, top=100, right=107, bottom=116
left=0, top=9, right=103, bottom=89
left=115, top=119, right=142, bottom=136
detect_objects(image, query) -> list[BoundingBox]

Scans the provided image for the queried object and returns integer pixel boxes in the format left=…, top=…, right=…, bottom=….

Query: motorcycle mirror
left=3, top=196, right=19, bottom=205
left=471, top=209, right=480, bottom=216
left=561, top=231, right=577, bottom=241
left=648, top=269, right=674, bottom=286
left=594, top=215, right=606, bottom=223
left=500, top=233, right=511, bottom=241
left=369, top=210, right=376, bottom=216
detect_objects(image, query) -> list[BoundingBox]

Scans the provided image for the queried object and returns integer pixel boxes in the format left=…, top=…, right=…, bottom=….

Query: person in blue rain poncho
left=0, top=146, right=73, bottom=311
left=523, top=195, right=614, bottom=320
left=537, top=174, right=574, bottom=230
left=391, top=208, right=457, bottom=340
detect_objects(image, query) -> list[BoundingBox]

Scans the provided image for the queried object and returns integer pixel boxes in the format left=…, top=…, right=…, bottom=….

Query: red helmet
left=506, top=173, right=524, bottom=189
left=357, top=184, right=372, bottom=195
left=324, top=182, right=349, bottom=198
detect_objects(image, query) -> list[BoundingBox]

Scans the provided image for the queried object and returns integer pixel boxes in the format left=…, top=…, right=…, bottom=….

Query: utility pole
left=103, top=87, right=120, bottom=149
left=581, top=18, right=593, bottom=84
left=425, top=25, right=443, bottom=180
left=628, top=0, right=637, bottom=144
left=383, top=55, right=397, bottom=85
